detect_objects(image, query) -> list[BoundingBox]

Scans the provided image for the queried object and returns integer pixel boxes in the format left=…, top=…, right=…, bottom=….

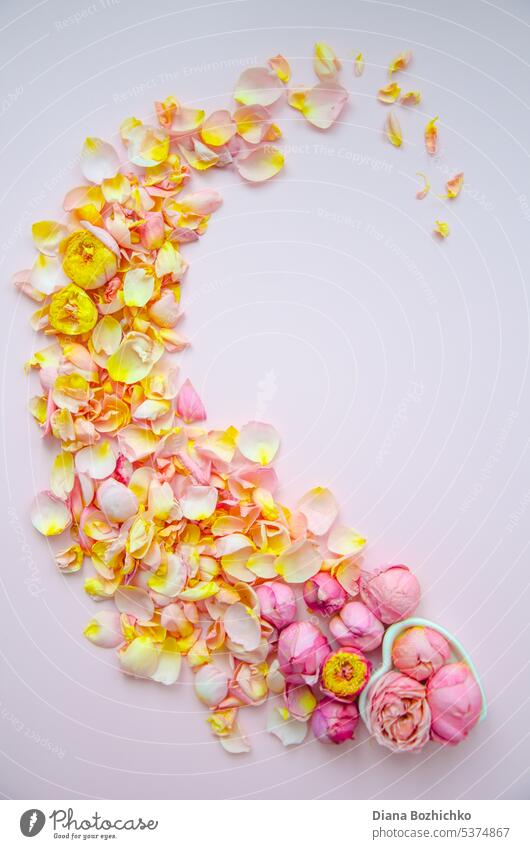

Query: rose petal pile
left=17, top=43, right=479, bottom=755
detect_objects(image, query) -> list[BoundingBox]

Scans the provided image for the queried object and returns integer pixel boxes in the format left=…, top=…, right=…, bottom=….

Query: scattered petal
left=378, top=82, right=401, bottom=103
left=84, top=609, right=123, bottom=648
left=200, top=110, right=236, bottom=146
left=425, top=116, right=438, bottom=155
left=115, top=586, right=155, bottom=622
left=81, top=137, right=120, bottom=183
left=268, top=54, right=291, bottom=83
left=444, top=172, right=464, bottom=199
left=328, top=525, right=366, bottom=556
left=288, top=81, right=348, bottom=129
left=385, top=111, right=403, bottom=147
left=224, top=603, right=261, bottom=651
left=275, top=539, right=321, bottom=583
left=354, top=52, right=364, bottom=77
left=434, top=220, right=450, bottom=238
left=234, top=67, right=283, bottom=106
left=31, top=491, right=71, bottom=536
left=175, top=379, right=206, bottom=423
left=416, top=171, right=431, bottom=200
left=388, top=50, right=412, bottom=76
left=181, top=485, right=218, bottom=520
left=267, top=706, right=307, bottom=746
left=32, top=221, right=68, bottom=256
left=235, top=144, right=284, bottom=182
left=297, top=487, right=338, bottom=536
left=151, top=637, right=182, bottom=685
left=400, top=90, right=421, bottom=105
left=237, top=421, right=280, bottom=465
left=119, top=636, right=159, bottom=678
left=314, top=42, right=341, bottom=81
left=75, top=441, right=117, bottom=480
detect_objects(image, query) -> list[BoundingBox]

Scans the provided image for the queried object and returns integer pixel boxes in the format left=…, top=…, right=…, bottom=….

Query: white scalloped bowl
left=358, top=617, right=487, bottom=731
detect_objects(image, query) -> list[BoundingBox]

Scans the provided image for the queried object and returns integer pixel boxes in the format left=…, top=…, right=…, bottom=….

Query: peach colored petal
left=425, top=116, right=438, bottom=155
left=354, top=52, right=364, bottom=77
left=75, top=441, right=116, bottom=479
left=288, top=81, right=348, bottom=130
left=237, top=421, right=280, bottom=465
left=117, top=425, right=158, bottom=461
left=181, top=485, right=218, bottom=520
left=107, top=333, right=164, bottom=384
left=55, top=543, right=83, bottom=573
left=233, top=104, right=273, bottom=144
left=334, top=559, right=361, bottom=595
left=200, top=109, right=236, bottom=146
left=119, top=636, right=159, bottom=678
left=235, top=144, right=284, bottom=182
left=31, top=491, right=71, bottom=536
left=275, top=539, right=321, bottom=583
left=150, top=637, right=182, bottom=685
left=385, top=112, right=402, bottom=147
left=50, top=452, right=75, bottom=500
left=170, top=106, right=205, bottom=134
left=115, top=586, right=155, bottom=622
left=297, top=487, right=338, bottom=536
left=434, top=220, right=450, bottom=238
left=81, top=137, right=120, bottom=183
left=96, top=478, right=138, bottom=522
left=92, top=316, right=122, bottom=356
left=378, top=82, right=401, bottom=104
left=172, top=189, right=222, bottom=216
left=223, top=603, right=261, bottom=651
left=84, top=609, right=123, bottom=648
left=314, top=42, right=341, bottom=81
left=444, top=172, right=464, bottom=199
left=416, top=171, right=430, bottom=200
left=328, top=525, right=366, bottom=556
left=268, top=54, right=291, bottom=83
left=127, top=124, right=169, bottom=167
left=194, top=664, right=229, bottom=707
left=400, top=90, right=421, bottom=105
left=101, top=173, right=131, bottom=203
left=234, top=66, right=283, bottom=106
left=123, top=268, right=155, bottom=308
left=388, top=50, right=412, bottom=76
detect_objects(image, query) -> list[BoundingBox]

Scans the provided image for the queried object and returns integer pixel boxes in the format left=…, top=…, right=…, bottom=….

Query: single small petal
left=123, top=268, right=155, bottom=308
left=50, top=452, right=75, bottom=500
left=233, top=104, right=273, bottom=144
left=119, top=637, right=159, bottom=678
left=107, top=333, right=164, bottom=384
left=219, top=727, right=251, bottom=754
left=378, top=82, right=401, bottom=103
left=81, top=137, right=120, bottom=183
left=31, top=255, right=69, bottom=295
left=127, top=124, right=169, bottom=167
left=388, top=50, right=412, bottom=76
left=385, top=112, right=402, bottom=147
left=275, top=539, right=321, bottom=583
left=314, top=42, right=341, bottom=81
left=114, top=586, right=155, bottom=622
left=223, top=602, right=261, bottom=651
left=267, top=706, right=307, bottom=746
left=285, top=683, right=317, bottom=720
left=31, top=491, right=71, bottom=536
left=175, top=379, right=206, bottom=423
left=75, top=441, right=116, bottom=480
left=237, top=421, right=280, bottom=465
left=194, top=664, right=229, bottom=707
left=55, top=544, right=83, bottom=573
left=354, top=52, right=364, bottom=77
left=117, top=425, right=158, bottom=461
left=297, top=487, right=338, bottom=536
left=235, top=144, right=284, bottom=182
left=400, top=90, right=421, bottom=105
left=425, top=116, right=438, bottom=155
left=328, top=525, right=366, bottom=556
left=84, top=609, right=123, bottom=648
left=170, top=106, right=205, bottom=134
left=288, top=81, right=348, bottom=130
left=92, top=315, right=122, bottom=356
left=434, top=219, right=450, bottom=238
left=444, top=172, right=464, bottom=199
left=172, top=189, right=223, bottom=216
left=200, top=109, right=236, bottom=146
left=97, top=478, right=138, bottom=522
left=268, top=54, right=291, bottom=83
left=415, top=171, right=431, bottom=200
left=181, top=485, right=218, bottom=520
left=234, top=67, right=283, bottom=106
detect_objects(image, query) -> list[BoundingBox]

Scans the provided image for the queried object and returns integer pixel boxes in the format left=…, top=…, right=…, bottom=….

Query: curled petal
left=314, top=42, right=341, bottom=81
left=127, top=124, right=169, bottom=167
left=434, top=220, right=450, bottom=238
left=354, top=52, right=364, bottom=77
left=148, top=553, right=187, bottom=597
left=55, top=543, right=83, bottom=573
left=378, top=82, right=401, bottom=103
left=288, top=81, right=348, bottom=130
left=234, top=104, right=272, bottom=144
left=175, top=378, right=206, bottom=423
left=75, top=441, right=117, bottom=480
left=31, top=491, right=71, bottom=536
left=275, top=539, right=321, bottom=583
left=415, top=172, right=430, bottom=200
left=334, top=559, right=361, bottom=595
left=235, top=144, right=284, bottom=182
left=234, top=66, right=283, bottom=106
left=181, top=485, right=218, bottom=520
left=84, top=609, right=123, bottom=648
left=194, top=664, right=229, bottom=707
left=388, top=50, right=412, bottom=76
left=328, top=525, right=366, bottom=556
left=400, top=90, right=421, bottom=105
left=385, top=112, right=402, bottom=147
left=173, top=189, right=222, bottom=216
left=267, top=706, right=307, bottom=746
left=444, top=172, right=464, bottom=199
left=219, top=726, right=251, bottom=754
left=32, top=221, right=69, bottom=256
left=268, top=54, right=291, bottom=83
left=81, top=137, right=119, bottom=183
left=178, top=581, right=219, bottom=601
left=237, top=421, right=280, bottom=465
left=297, top=487, right=338, bottom=536
left=425, top=116, right=438, bottom=155
left=107, top=333, right=164, bottom=384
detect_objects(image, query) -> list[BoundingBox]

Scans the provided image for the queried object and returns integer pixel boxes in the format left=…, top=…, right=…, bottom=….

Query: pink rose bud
left=360, top=564, right=420, bottom=624
left=175, top=379, right=207, bottom=424
left=427, top=662, right=482, bottom=745
left=256, top=581, right=296, bottom=631
left=278, top=621, right=330, bottom=686
left=303, top=572, right=346, bottom=616
left=311, top=697, right=359, bottom=744
left=320, top=647, right=371, bottom=702
left=330, top=601, right=384, bottom=652
left=392, top=626, right=451, bottom=681
left=367, top=670, right=431, bottom=752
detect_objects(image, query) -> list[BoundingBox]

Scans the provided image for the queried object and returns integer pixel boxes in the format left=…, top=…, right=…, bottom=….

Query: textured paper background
left=0, top=0, right=529, bottom=800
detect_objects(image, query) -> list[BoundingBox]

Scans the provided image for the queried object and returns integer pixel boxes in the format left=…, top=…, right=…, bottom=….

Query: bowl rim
left=358, top=617, right=488, bottom=727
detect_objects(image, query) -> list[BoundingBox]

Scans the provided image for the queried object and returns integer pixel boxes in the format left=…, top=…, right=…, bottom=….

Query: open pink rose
left=311, top=697, right=359, bottom=744
left=427, top=662, right=482, bottom=745
left=277, top=621, right=330, bottom=685
left=360, top=564, right=420, bottom=624
left=303, top=572, right=346, bottom=616
left=330, top=601, right=384, bottom=651
left=392, top=626, right=451, bottom=681
left=255, top=581, right=296, bottom=631
left=367, top=671, right=431, bottom=752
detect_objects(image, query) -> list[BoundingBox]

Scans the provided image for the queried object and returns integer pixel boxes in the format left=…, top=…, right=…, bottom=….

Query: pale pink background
left=0, top=0, right=529, bottom=800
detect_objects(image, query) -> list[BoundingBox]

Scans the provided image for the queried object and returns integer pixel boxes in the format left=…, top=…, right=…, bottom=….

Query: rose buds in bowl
left=392, top=625, right=451, bottom=681
left=321, top=647, right=371, bottom=702
left=367, top=670, right=431, bottom=752
left=427, top=662, right=483, bottom=744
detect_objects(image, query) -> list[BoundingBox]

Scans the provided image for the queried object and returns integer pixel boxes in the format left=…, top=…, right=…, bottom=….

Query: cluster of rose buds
left=17, top=43, right=480, bottom=755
